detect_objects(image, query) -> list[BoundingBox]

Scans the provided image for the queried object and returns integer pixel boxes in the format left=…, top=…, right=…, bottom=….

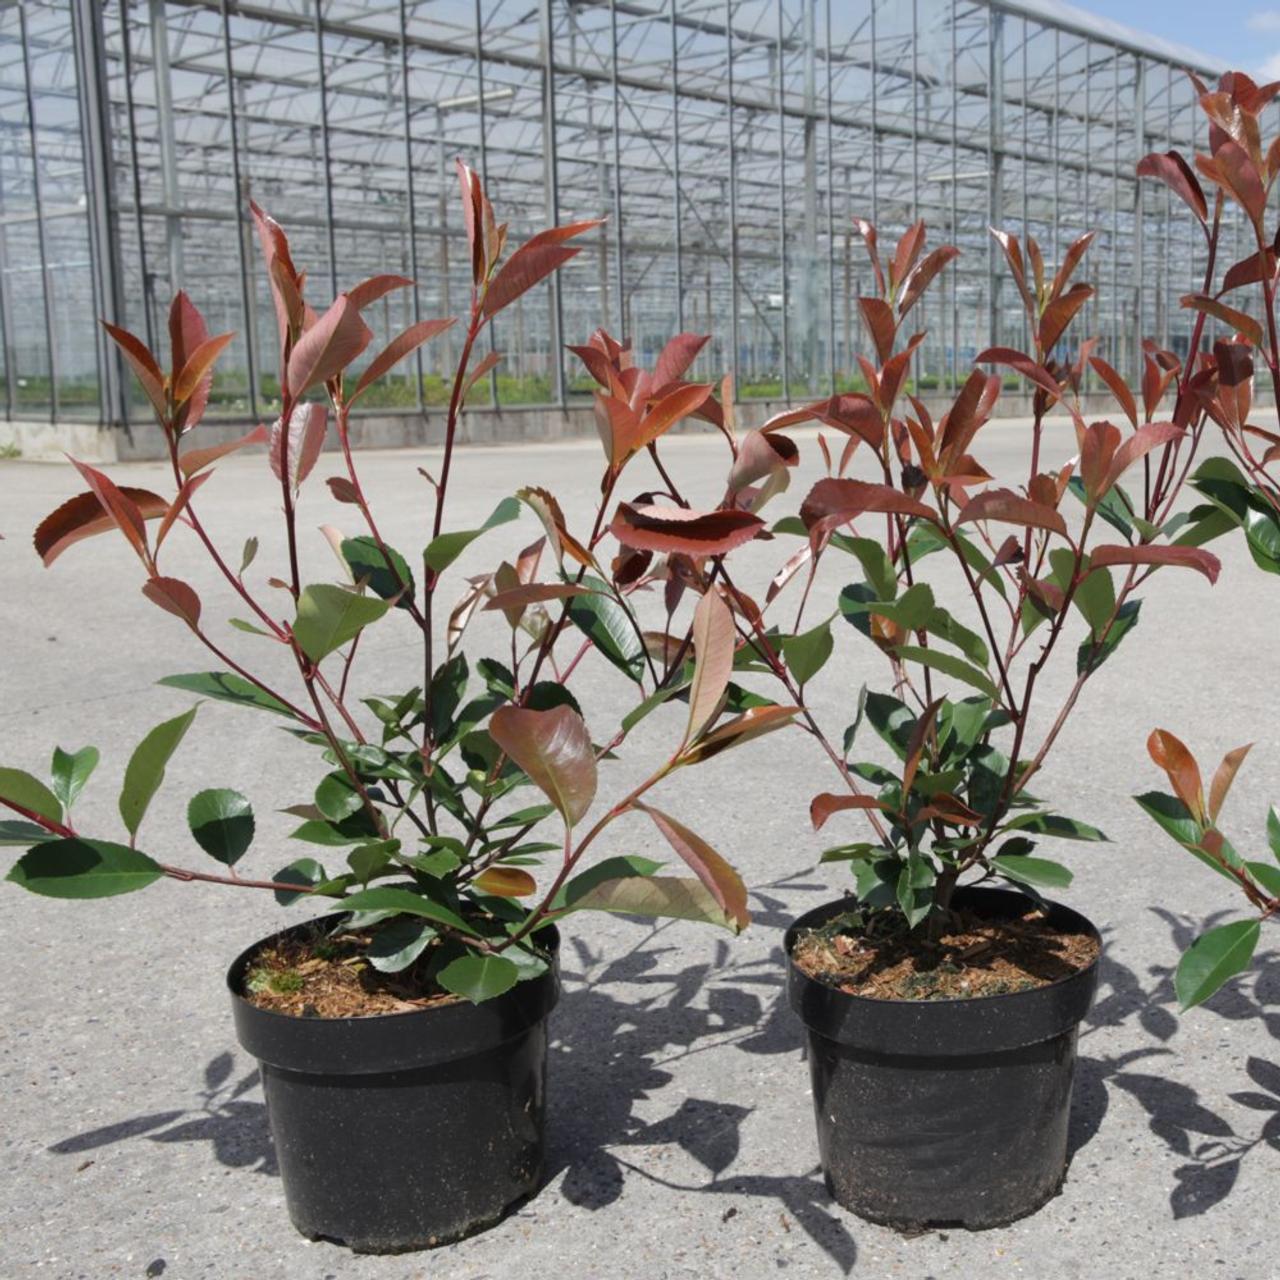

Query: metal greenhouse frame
left=0, top=0, right=1243, bottom=432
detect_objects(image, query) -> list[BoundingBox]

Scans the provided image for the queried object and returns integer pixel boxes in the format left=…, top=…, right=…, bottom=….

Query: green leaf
left=1244, top=507, right=1280, bottom=575
left=893, top=645, right=998, bottom=699
left=554, top=855, right=664, bottom=910
left=1003, top=812, right=1108, bottom=841
left=119, top=706, right=199, bottom=838
left=1174, top=505, right=1238, bottom=549
left=908, top=524, right=1007, bottom=598
left=896, top=851, right=935, bottom=928
left=347, top=840, right=396, bottom=885
left=428, top=653, right=469, bottom=741
left=566, top=575, right=645, bottom=683
left=992, top=854, right=1073, bottom=889
left=782, top=620, right=834, bottom=685
left=853, top=857, right=900, bottom=908
left=337, top=885, right=476, bottom=934
left=366, top=916, right=437, bottom=973
left=0, top=820, right=56, bottom=846
left=423, top=496, right=521, bottom=573
left=341, top=535, right=416, bottom=608
left=0, top=767, right=63, bottom=826
left=938, top=697, right=991, bottom=760
left=1246, top=861, right=1280, bottom=897
left=1076, top=599, right=1141, bottom=676
left=293, top=584, right=391, bottom=662
left=864, top=691, right=915, bottom=760
left=158, top=672, right=294, bottom=718
left=272, top=857, right=328, bottom=904
left=397, top=845, right=461, bottom=878
left=566, top=873, right=741, bottom=930
left=50, top=747, right=99, bottom=813
left=841, top=582, right=934, bottom=631
left=314, top=770, right=364, bottom=823
left=1068, top=475, right=1133, bottom=541
left=437, top=953, right=520, bottom=1003
left=1175, top=918, right=1261, bottom=1009
left=187, top=788, right=254, bottom=866
left=7, top=838, right=163, bottom=898
left=1057, top=550, right=1114, bottom=637
left=925, top=606, right=989, bottom=667
left=490, top=802, right=556, bottom=831
left=622, top=676, right=690, bottom=733
left=834, top=534, right=897, bottom=599
left=1268, top=806, right=1280, bottom=863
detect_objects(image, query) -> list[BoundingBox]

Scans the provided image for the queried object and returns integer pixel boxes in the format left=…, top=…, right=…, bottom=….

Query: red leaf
left=168, top=293, right=211, bottom=428
left=636, top=803, right=749, bottom=932
left=956, top=488, right=1067, bottom=537
left=286, top=295, right=373, bottom=396
left=482, top=219, right=604, bottom=317
left=173, top=332, right=234, bottom=407
left=858, top=296, right=897, bottom=364
left=489, top=704, right=597, bottom=826
left=463, top=349, right=503, bottom=399
left=898, top=245, right=959, bottom=318
left=610, top=503, right=763, bottom=557
left=991, top=228, right=1036, bottom=322
left=1147, top=728, right=1205, bottom=822
left=630, top=382, right=713, bottom=456
left=67, top=458, right=151, bottom=563
left=677, top=705, right=799, bottom=764
left=1090, top=543, right=1220, bottom=584
left=482, top=582, right=593, bottom=610
left=977, top=347, right=1062, bottom=400
left=269, top=402, right=327, bottom=490
left=155, top=471, right=212, bottom=549
left=891, top=221, right=926, bottom=292
left=854, top=218, right=886, bottom=297
left=568, top=343, right=619, bottom=390
left=101, top=322, right=166, bottom=419
left=1209, top=742, right=1252, bottom=823
left=33, top=487, right=168, bottom=567
left=1088, top=356, right=1138, bottom=428
left=1049, top=231, right=1096, bottom=304
left=1220, top=249, right=1276, bottom=293
left=142, top=576, right=202, bottom=627
left=473, top=867, right=537, bottom=898
left=1102, top=421, right=1184, bottom=495
left=727, top=429, right=799, bottom=493
left=352, top=318, right=455, bottom=402
left=1214, top=139, right=1267, bottom=225
left=327, top=476, right=361, bottom=504
left=1039, top=283, right=1093, bottom=353
left=686, top=588, right=735, bottom=744
left=810, top=792, right=884, bottom=831
left=177, top=424, right=270, bottom=478
left=652, top=333, right=710, bottom=390
left=456, top=159, right=488, bottom=284
left=249, top=201, right=303, bottom=343
left=1180, top=293, right=1263, bottom=346
left=346, top=274, right=413, bottom=311
left=1137, top=151, right=1208, bottom=222
left=799, top=477, right=938, bottom=529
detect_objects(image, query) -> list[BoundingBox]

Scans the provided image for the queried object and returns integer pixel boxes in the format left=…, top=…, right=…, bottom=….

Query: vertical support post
left=1052, top=27, right=1061, bottom=263
left=776, top=0, right=790, bottom=401
left=473, top=0, right=499, bottom=407
left=313, top=2, right=338, bottom=299
left=1132, top=54, right=1145, bottom=383
left=801, top=0, right=817, bottom=394
left=540, top=0, right=565, bottom=407
left=397, top=0, right=424, bottom=411
left=72, top=0, right=127, bottom=427
left=148, top=0, right=184, bottom=296
left=986, top=9, right=1004, bottom=351
left=670, top=1, right=684, bottom=332
left=725, top=0, right=740, bottom=394
left=220, top=0, right=259, bottom=422
left=1111, top=50, right=1119, bottom=374
left=824, top=0, right=835, bottom=394
left=119, top=1, right=152, bottom=361
left=609, top=0, right=625, bottom=335
left=19, top=2, right=60, bottom=423
left=869, top=0, right=878, bottom=227
left=949, top=0, right=958, bottom=394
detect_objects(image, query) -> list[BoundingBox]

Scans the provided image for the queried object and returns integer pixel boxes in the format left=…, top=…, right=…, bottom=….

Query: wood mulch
left=792, top=905, right=1099, bottom=1001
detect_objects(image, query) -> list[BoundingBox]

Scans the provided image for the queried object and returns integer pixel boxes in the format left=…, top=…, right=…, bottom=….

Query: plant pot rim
left=785, top=886, right=1101, bottom=1056
left=228, top=912, right=561, bottom=1075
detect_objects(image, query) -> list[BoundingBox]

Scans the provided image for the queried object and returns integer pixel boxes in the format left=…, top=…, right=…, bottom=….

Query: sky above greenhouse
left=1079, top=3, right=1280, bottom=76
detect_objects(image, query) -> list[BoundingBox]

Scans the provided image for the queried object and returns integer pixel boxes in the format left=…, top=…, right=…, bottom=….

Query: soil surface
left=241, top=922, right=464, bottom=1018
left=791, top=904, right=1099, bottom=1001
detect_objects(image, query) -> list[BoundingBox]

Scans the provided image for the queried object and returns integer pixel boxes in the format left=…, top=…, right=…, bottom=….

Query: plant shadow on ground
left=45, top=892, right=1276, bottom=1264
left=1072, top=906, right=1280, bottom=1219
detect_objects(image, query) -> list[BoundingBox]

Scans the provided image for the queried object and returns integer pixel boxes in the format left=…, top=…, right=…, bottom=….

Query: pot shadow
left=546, top=874, right=859, bottom=1272
left=1070, top=907, right=1280, bottom=1219
left=48, top=1050, right=276, bottom=1176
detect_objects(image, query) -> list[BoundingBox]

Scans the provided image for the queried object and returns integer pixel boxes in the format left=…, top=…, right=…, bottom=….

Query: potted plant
left=703, top=211, right=1234, bottom=1227
left=1130, top=70, right=1280, bottom=1012
left=0, top=166, right=797, bottom=1252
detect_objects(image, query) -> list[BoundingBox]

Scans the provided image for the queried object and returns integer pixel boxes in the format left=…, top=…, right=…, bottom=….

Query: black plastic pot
left=786, top=887, right=1100, bottom=1230
left=228, top=916, right=560, bottom=1253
